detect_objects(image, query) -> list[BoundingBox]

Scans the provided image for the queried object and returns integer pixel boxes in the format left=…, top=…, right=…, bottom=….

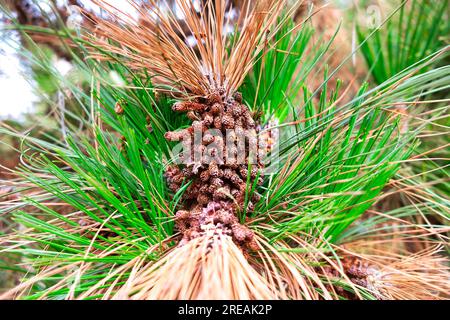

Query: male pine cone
left=164, top=91, right=265, bottom=250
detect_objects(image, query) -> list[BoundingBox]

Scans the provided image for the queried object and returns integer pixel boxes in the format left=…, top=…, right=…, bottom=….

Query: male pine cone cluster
left=164, top=91, right=266, bottom=250
left=321, top=256, right=383, bottom=300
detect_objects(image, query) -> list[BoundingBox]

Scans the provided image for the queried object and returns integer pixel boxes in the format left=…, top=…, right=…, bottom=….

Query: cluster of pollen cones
left=164, top=91, right=266, bottom=250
